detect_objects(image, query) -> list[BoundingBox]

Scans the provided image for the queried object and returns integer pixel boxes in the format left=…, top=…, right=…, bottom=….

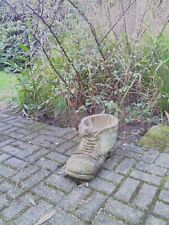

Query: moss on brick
left=139, top=125, right=169, bottom=151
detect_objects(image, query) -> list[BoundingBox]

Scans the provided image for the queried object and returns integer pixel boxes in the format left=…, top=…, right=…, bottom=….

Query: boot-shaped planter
left=65, top=114, right=118, bottom=181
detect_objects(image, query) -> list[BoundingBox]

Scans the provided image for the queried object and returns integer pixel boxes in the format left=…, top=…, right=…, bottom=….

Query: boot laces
left=76, top=134, right=99, bottom=159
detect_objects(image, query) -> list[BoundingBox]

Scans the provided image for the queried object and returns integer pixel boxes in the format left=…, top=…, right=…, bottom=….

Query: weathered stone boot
left=65, top=114, right=118, bottom=181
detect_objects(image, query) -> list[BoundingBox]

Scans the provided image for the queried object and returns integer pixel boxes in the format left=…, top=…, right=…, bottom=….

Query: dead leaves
left=35, top=209, right=56, bottom=225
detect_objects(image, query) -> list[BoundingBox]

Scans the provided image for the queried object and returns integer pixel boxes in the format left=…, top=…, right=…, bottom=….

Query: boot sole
left=65, top=169, right=95, bottom=181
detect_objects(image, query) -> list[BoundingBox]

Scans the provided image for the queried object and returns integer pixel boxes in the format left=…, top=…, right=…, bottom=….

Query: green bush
left=0, top=21, right=30, bottom=72
left=17, top=58, right=68, bottom=116
left=17, top=30, right=169, bottom=119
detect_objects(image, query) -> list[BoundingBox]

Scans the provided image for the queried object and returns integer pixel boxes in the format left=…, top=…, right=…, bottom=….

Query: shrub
left=0, top=21, right=30, bottom=72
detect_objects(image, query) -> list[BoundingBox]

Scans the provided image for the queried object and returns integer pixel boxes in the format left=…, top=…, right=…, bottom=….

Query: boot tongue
left=79, top=123, right=98, bottom=136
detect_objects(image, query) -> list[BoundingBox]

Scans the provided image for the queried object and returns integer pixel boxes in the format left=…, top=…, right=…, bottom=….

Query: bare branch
left=33, top=34, right=75, bottom=98
left=26, top=3, right=85, bottom=89
left=135, top=0, right=149, bottom=41
left=67, top=0, right=112, bottom=76
left=1, top=0, right=19, bottom=18
left=99, top=0, right=137, bottom=44
left=121, top=1, right=131, bottom=54
left=157, top=14, right=169, bottom=40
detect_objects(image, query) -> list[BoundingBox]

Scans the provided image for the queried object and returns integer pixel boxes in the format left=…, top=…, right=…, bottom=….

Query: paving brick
left=0, top=165, right=15, bottom=178
left=0, top=181, right=23, bottom=199
left=0, top=194, right=8, bottom=210
left=76, top=192, right=107, bottom=221
left=164, top=176, right=169, bottom=189
left=2, top=117, right=17, bottom=124
left=7, top=131, right=25, bottom=139
left=0, top=112, right=9, bottom=118
left=6, top=120, right=26, bottom=128
left=105, top=199, right=143, bottom=224
left=22, top=132, right=40, bottom=142
left=2, top=127, right=18, bottom=135
left=159, top=190, right=169, bottom=203
left=1, top=145, right=21, bottom=155
left=0, top=134, right=11, bottom=142
left=2, top=113, right=169, bottom=225
left=134, top=183, right=157, bottom=209
left=11, top=140, right=40, bottom=152
left=30, top=134, right=64, bottom=149
left=0, top=219, right=7, bottom=225
left=14, top=200, right=52, bottom=225
left=46, top=151, right=68, bottom=164
left=2, top=194, right=36, bottom=219
left=115, top=158, right=136, bottom=175
left=26, top=148, right=49, bottom=163
left=33, top=183, right=64, bottom=204
left=55, top=141, right=77, bottom=154
left=90, top=178, right=116, bottom=195
left=155, top=153, right=169, bottom=169
left=4, top=157, right=26, bottom=169
left=0, top=138, right=15, bottom=148
left=120, top=143, right=145, bottom=153
left=43, top=127, right=71, bottom=138
left=12, top=165, right=39, bottom=183
left=142, top=149, right=159, bottom=163
left=141, top=149, right=159, bottom=163
left=46, top=207, right=85, bottom=225
left=135, top=162, right=167, bottom=176
left=64, top=145, right=77, bottom=156
left=154, top=201, right=169, bottom=219
left=115, top=178, right=139, bottom=202
left=60, top=187, right=91, bottom=211
left=15, top=149, right=35, bottom=159
left=104, top=155, right=122, bottom=170
left=46, top=174, right=76, bottom=193
left=145, top=215, right=167, bottom=225
left=117, top=148, right=141, bottom=160
left=97, top=169, right=123, bottom=184
left=22, top=123, right=47, bottom=132
left=37, top=158, right=59, bottom=171
left=0, top=124, right=12, bottom=132
left=93, top=212, right=125, bottom=225
left=14, top=128, right=32, bottom=135
left=130, top=169, right=162, bottom=185
left=0, top=153, right=11, bottom=162
left=21, top=170, right=50, bottom=190
left=62, top=131, right=78, bottom=140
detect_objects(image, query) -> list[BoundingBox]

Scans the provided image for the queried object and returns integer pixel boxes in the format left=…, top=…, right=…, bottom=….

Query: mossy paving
left=0, top=112, right=169, bottom=224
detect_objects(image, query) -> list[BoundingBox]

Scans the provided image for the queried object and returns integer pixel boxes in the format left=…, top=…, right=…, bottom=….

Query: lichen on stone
left=139, top=125, right=169, bottom=151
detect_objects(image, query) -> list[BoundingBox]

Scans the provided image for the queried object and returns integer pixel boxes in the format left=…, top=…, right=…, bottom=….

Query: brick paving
left=0, top=112, right=169, bottom=225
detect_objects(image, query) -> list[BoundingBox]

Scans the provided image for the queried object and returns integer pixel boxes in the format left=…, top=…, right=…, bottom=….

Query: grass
left=0, top=71, right=17, bottom=109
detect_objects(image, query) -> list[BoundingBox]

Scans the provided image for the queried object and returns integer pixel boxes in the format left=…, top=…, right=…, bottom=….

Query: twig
left=26, top=3, right=85, bottom=89
left=99, top=0, right=137, bottom=44
left=1, top=0, right=19, bottom=17
left=134, top=0, right=149, bottom=43
left=121, top=1, right=131, bottom=54
left=157, top=14, right=169, bottom=40
left=33, top=34, right=75, bottom=98
left=67, top=0, right=112, bottom=77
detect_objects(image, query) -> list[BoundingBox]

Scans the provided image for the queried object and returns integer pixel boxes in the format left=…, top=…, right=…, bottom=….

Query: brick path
left=0, top=112, right=169, bottom=225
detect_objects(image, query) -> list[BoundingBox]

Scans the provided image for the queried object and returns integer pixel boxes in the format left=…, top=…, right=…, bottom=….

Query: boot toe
left=65, top=154, right=100, bottom=180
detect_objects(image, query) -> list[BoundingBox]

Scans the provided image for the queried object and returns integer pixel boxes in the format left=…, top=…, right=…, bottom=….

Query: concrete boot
left=65, top=114, right=118, bottom=181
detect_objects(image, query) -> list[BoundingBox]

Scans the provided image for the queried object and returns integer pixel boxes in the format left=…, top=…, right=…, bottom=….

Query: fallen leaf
left=29, top=197, right=36, bottom=206
left=78, top=182, right=89, bottom=188
left=35, top=209, right=56, bottom=225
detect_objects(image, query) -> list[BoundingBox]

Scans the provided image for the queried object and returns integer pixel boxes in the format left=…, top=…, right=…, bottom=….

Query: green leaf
left=19, top=44, right=29, bottom=52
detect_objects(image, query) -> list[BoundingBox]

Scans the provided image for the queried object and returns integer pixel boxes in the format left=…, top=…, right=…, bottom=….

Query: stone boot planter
left=65, top=114, right=118, bottom=181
